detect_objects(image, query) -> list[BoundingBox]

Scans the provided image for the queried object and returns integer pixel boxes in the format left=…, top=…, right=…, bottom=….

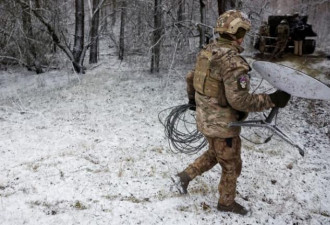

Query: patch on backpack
left=237, top=75, right=248, bottom=89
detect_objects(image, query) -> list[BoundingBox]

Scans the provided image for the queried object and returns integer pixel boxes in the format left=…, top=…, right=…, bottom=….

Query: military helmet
left=215, top=10, right=251, bottom=34
left=293, top=12, right=299, bottom=17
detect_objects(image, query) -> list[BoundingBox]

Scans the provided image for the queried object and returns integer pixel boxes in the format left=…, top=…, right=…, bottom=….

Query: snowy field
left=0, top=55, right=329, bottom=225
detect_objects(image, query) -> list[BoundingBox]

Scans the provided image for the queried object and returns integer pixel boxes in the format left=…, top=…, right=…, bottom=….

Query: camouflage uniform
left=258, top=22, right=270, bottom=54
left=292, top=15, right=304, bottom=56
left=183, top=37, right=274, bottom=206
left=272, top=21, right=290, bottom=58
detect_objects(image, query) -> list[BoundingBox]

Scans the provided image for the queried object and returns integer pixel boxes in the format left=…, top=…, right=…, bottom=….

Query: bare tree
left=137, top=1, right=142, bottom=36
left=151, top=0, right=163, bottom=73
left=1, top=0, right=55, bottom=71
left=100, top=0, right=109, bottom=33
left=21, top=2, right=43, bottom=73
left=90, top=0, right=100, bottom=64
left=217, top=0, right=236, bottom=15
left=2, top=0, right=208, bottom=73
left=199, top=0, right=206, bottom=48
left=119, top=0, right=126, bottom=60
left=111, top=0, right=117, bottom=26
left=177, top=0, right=184, bottom=22
left=11, top=0, right=108, bottom=73
left=72, top=0, right=85, bottom=72
left=217, top=0, right=225, bottom=15
left=51, top=0, right=60, bottom=53
left=10, top=0, right=327, bottom=75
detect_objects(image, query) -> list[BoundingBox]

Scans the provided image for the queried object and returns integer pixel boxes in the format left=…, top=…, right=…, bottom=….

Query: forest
left=1, top=0, right=329, bottom=74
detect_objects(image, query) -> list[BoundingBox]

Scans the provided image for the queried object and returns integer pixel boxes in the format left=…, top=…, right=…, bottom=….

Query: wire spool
left=158, top=104, right=207, bottom=155
left=159, top=104, right=273, bottom=155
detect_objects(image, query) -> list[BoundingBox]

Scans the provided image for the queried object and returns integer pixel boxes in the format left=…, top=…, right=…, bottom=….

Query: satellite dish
left=252, top=61, right=330, bottom=100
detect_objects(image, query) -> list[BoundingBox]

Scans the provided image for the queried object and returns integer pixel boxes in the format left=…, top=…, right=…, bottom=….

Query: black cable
left=159, top=104, right=276, bottom=153
left=158, top=104, right=207, bottom=155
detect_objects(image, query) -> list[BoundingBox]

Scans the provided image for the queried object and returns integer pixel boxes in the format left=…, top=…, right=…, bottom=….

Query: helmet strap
left=220, top=33, right=236, bottom=41
left=228, top=33, right=238, bottom=41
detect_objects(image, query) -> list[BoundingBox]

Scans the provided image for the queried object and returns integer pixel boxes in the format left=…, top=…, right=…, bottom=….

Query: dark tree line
left=0, top=0, right=238, bottom=74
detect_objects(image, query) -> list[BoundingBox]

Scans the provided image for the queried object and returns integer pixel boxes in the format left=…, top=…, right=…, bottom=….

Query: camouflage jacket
left=187, top=38, right=274, bottom=138
left=276, top=24, right=290, bottom=41
left=259, top=24, right=270, bottom=36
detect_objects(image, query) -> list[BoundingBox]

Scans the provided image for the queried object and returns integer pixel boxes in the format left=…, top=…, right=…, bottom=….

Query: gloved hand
left=188, top=99, right=196, bottom=111
left=269, top=90, right=291, bottom=108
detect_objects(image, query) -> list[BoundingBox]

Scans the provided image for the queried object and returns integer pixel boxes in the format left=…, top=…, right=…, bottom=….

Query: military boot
left=217, top=201, right=248, bottom=215
left=171, top=171, right=191, bottom=194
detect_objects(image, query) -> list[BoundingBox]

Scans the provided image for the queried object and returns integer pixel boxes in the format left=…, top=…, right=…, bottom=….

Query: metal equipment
left=230, top=61, right=330, bottom=156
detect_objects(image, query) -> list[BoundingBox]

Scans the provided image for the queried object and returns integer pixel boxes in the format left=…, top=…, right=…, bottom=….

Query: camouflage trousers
left=259, top=36, right=266, bottom=54
left=272, top=39, right=288, bottom=58
left=294, top=40, right=303, bottom=56
left=183, top=136, right=242, bottom=206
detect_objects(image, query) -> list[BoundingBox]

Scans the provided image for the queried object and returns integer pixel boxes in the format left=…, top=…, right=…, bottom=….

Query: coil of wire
left=158, top=104, right=207, bottom=155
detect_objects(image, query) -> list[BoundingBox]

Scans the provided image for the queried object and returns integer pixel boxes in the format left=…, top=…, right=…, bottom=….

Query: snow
left=0, top=54, right=329, bottom=225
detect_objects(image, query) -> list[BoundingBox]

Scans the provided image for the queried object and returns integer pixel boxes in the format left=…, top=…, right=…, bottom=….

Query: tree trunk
left=217, top=0, right=225, bottom=16
left=89, top=0, right=100, bottom=64
left=177, top=0, right=184, bottom=22
left=22, top=3, right=33, bottom=67
left=111, top=0, right=117, bottom=26
left=230, top=0, right=236, bottom=8
left=73, top=0, right=85, bottom=73
left=100, top=1, right=108, bottom=33
left=52, top=0, right=58, bottom=53
left=199, top=0, right=206, bottom=48
left=217, top=0, right=236, bottom=16
left=118, top=0, right=126, bottom=60
left=150, top=0, right=162, bottom=73
left=137, top=1, right=142, bottom=36
left=21, top=2, right=43, bottom=73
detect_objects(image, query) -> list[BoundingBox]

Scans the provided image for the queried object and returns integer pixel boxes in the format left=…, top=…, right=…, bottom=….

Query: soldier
left=292, top=13, right=305, bottom=56
left=271, top=19, right=290, bottom=59
left=258, top=21, right=270, bottom=55
left=172, top=10, right=291, bottom=215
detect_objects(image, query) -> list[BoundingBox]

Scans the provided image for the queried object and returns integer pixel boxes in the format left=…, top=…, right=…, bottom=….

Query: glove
left=188, top=99, right=196, bottom=111
left=269, top=90, right=291, bottom=108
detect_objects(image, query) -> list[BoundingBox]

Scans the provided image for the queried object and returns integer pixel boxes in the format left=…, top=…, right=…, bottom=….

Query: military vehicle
left=254, top=15, right=317, bottom=54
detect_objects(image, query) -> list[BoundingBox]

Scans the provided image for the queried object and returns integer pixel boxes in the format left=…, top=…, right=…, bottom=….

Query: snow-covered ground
left=0, top=54, right=329, bottom=225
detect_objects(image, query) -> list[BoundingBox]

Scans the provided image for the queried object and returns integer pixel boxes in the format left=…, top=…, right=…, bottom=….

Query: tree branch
left=14, top=0, right=74, bottom=62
